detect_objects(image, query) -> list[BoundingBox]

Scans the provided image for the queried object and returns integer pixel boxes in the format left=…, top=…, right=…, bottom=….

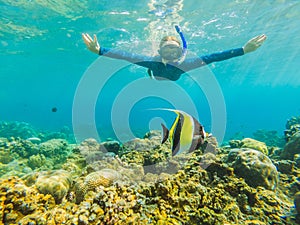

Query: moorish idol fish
left=160, top=109, right=206, bottom=156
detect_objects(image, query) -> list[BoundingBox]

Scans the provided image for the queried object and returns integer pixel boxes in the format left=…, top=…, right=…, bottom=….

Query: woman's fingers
left=255, top=34, right=267, bottom=43
left=258, top=34, right=267, bottom=42
left=82, top=33, right=94, bottom=45
left=93, top=34, right=98, bottom=44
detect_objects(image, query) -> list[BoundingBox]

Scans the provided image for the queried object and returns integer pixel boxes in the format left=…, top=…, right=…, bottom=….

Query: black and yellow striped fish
left=161, top=109, right=206, bottom=156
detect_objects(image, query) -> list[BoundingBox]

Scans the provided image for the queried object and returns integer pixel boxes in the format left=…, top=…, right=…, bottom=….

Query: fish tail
left=161, top=123, right=169, bottom=144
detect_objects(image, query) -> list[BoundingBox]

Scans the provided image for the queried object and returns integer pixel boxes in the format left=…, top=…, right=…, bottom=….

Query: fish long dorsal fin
left=161, top=123, right=169, bottom=144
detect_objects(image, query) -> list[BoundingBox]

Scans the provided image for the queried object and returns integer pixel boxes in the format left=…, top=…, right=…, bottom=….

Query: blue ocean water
left=1, top=0, right=300, bottom=144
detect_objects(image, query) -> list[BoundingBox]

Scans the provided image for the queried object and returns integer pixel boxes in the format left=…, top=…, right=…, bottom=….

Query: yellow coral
left=240, top=138, right=269, bottom=155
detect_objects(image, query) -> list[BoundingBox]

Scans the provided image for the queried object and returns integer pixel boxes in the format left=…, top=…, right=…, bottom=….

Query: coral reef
left=0, top=121, right=38, bottom=140
left=0, top=121, right=75, bottom=143
left=252, top=129, right=285, bottom=147
left=1, top=118, right=300, bottom=224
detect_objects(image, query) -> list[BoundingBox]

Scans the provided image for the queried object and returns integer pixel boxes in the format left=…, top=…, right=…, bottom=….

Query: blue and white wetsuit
left=99, top=47, right=244, bottom=81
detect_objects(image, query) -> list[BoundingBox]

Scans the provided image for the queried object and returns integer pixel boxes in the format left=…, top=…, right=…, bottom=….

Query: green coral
left=27, top=154, right=48, bottom=170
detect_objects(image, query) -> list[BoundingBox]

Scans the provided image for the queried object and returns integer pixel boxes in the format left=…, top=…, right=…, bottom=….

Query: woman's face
left=159, top=41, right=182, bottom=61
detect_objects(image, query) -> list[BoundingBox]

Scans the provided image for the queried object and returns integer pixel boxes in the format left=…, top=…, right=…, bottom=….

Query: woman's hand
left=243, top=34, right=267, bottom=54
left=82, top=33, right=100, bottom=54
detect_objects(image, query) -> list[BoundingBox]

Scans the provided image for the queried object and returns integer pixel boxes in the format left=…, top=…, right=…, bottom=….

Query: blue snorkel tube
left=175, top=25, right=187, bottom=65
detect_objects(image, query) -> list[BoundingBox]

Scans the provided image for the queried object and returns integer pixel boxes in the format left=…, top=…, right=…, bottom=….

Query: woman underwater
left=82, top=26, right=266, bottom=81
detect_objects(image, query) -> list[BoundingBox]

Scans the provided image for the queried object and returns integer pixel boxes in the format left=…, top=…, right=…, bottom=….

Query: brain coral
left=34, top=170, right=72, bottom=204
left=227, top=148, right=278, bottom=190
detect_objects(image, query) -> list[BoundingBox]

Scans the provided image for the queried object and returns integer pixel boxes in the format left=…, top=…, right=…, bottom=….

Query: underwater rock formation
left=227, top=148, right=278, bottom=190
left=281, top=132, right=300, bottom=160
left=285, top=116, right=300, bottom=142
left=199, top=135, right=219, bottom=155
left=274, top=159, right=295, bottom=174
left=100, top=140, right=122, bottom=154
left=294, top=192, right=300, bottom=215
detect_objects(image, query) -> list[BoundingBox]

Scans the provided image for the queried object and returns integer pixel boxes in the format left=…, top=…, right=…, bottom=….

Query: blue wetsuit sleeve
left=99, top=47, right=154, bottom=69
left=180, top=48, right=244, bottom=71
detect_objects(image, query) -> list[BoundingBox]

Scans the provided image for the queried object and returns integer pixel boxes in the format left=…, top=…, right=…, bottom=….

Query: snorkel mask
left=159, top=41, right=183, bottom=61
left=159, top=25, right=187, bottom=64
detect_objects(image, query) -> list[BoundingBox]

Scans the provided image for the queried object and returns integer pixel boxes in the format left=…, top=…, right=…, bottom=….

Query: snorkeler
left=82, top=26, right=267, bottom=81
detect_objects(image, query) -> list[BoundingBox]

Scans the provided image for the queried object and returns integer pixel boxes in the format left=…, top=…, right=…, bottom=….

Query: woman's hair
left=159, top=36, right=181, bottom=48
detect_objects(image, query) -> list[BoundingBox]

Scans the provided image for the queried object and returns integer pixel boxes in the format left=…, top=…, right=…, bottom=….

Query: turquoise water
left=1, top=0, right=300, bottom=144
